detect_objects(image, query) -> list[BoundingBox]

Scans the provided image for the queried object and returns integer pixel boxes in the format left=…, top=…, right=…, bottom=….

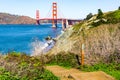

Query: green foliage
left=8, top=51, right=21, bottom=57
left=86, top=13, right=93, bottom=20
left=105, top=10, right=120, bottom=24
left=0, top=67, right=59, bottom=80
left=91, top=19, right=105, bottom=27
left=80, top=63, right=120, bottom=80
left=0, top=52, right=59, bottom=80
left=97, top=9, right=103, bottom=19
left=118, top=6, right=120, bottom=10
left=108, top=50, right=120, bottom=64
left=92, top=10, right=120, bottom=27
left=40, top=70, right=60, bottom=80
left=73, top=22, right=83, bottom=32
left=0, top=68, right=19, bottom=80
left=46, top=52, right=80, bottom=68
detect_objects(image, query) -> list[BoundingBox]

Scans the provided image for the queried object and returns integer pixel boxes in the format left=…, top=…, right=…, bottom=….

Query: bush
left=105, top=10, right=120, bottom=24
left=0, top=68, right=59, bottom=80
left=91, top=19, right=106, bottom=27
left=86, top=13, right=93, bottom=20
left=0, top=52, right=59, bottom=80
left=97, top=9, right=103, bottom=19
left=46, top=52, right=80, bottom=68
left=118, top=6, right=120, bottom=10
left=80, top=63, right=120, bottom=80
left=108, top=49, right=120, bottom=64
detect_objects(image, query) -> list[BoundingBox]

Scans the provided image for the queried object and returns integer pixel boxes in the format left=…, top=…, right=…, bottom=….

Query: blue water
left=0, top=24, right=62, bottom=55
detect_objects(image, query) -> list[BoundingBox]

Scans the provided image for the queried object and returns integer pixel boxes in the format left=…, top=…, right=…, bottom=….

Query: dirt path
left=46, top=65, right=115, bottom=80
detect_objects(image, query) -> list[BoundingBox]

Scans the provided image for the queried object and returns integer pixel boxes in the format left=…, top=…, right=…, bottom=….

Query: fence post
left=81, top=43, right=85, bottom=66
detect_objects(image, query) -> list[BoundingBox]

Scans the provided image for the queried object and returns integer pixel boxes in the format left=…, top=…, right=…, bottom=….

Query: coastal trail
left=46, top=65, right=115, bottom=80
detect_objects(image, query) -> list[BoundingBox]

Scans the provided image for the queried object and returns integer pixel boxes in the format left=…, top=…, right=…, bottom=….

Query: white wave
left=31, top=38, right=56, bottom=56
left=31, top=39, right=46, bottom=56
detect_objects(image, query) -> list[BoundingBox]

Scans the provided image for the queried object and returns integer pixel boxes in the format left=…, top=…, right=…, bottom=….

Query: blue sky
left=0, top=0, right=119, bottom=19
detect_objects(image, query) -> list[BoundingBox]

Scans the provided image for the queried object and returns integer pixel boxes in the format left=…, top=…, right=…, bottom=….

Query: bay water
left=0, top=24, right=62, bottom=55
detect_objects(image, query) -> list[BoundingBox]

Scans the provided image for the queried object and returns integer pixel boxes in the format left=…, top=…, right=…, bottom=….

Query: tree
left=86, top=13, right=93, bottom=20
left=118, top=6, right=120, bottom=10
left=97, top=9, right=103, bottom=19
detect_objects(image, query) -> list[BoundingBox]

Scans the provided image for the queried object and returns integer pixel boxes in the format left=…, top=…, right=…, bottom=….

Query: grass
left=46, top=51, right=120, bottom=80
left=105, top=10, right=120, bottom=24
left=80, top=63, right=120, bottom=80
left=73, top=22, right=83, bottom=32
left=0, top=68, right=59, bottom=80
left=0, top=52, right=59, bottom=80
left=1, top=10, right=120, bottom=79
left=46, top=10, right=120, bottom=80
left=88, top=10, right=120, bottom=27
left=46, top=52, right=80, bottom=69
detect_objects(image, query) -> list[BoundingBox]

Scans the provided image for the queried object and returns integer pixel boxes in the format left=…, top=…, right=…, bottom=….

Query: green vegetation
left=1, top=9, right=120, bottom=80
left=118, top=6, right=120, bottom=10
left=0, top=52, right=59, bottom=80
left=82, top=9, right=120, bottom=27
left=105, top=10, right=120, bottom=24
left=97, top=9, right=103, bottom=19
left=92, top=10, right=120, bottom=26
left=46, top=52, right=120, bottom=80
left=46, top=52, right=80, bottom=69
left=73, top=9, right=120, bottom=30
left=0, top=68, right=59, bottom=80
left=73, top=21, right=84, bottom=33
left=80, top=63, right=120, bottom=80
left=86, top=13, right=93, bottom=20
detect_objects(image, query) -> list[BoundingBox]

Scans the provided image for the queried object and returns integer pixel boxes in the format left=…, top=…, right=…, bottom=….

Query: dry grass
left=71, top=23, right=120, bottom=64
left=48, top=23, right=120, bottom=65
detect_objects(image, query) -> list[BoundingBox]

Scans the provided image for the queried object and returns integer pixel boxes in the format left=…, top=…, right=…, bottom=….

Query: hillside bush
left=118, top=6, right=120, bottom=10
left=46, top=52, right=80, bottom=68
left=97, top=9, right=103, bottom=19
left=0, top=52, right=59, bottom=80
left=80, top=63, right=120, bottom=80
left=105, top=10, right=120, bottom=24
left=86, top=13, right=93, bottom=20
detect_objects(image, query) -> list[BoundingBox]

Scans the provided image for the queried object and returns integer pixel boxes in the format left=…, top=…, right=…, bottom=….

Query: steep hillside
left=0, top=13, right=36, bottom=24
left=48, top=10, right=120, bottom=65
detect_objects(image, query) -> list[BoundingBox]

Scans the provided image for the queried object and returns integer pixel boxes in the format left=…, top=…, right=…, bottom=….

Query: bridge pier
left=66, top=19, right=69, bottom=28
left=52, top=20, right=57, bottom=28
left=36, top=10, right=40, bottom=25
left=62, top=19, right=66, bottom=30
left=62, top=19, right=72, bottom=30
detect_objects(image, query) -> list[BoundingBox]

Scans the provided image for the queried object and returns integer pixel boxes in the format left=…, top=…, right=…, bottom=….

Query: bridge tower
left=36, top=10, right=40, bottom=25
left=52, top=2, right=57, bottom=28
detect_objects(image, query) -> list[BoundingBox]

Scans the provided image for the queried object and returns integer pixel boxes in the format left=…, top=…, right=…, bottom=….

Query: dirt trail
left=46, top=65, right=115, bottom=80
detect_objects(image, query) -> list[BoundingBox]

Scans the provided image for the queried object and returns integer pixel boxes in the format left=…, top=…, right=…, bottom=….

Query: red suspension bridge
left=36, top=2, right=81, bottom=29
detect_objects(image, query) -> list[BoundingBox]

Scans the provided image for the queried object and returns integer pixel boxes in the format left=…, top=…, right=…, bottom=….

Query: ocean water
left=0, top=24, right=62, bottom=55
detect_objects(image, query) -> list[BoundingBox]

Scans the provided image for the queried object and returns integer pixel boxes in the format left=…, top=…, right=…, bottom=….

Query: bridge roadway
left=39, top=18, right=81, bottom=21
left=39, top=18, right=81, bottom=25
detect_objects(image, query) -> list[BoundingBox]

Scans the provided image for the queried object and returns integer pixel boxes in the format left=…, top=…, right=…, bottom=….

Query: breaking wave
left=31, top=38, right=56, bottom=56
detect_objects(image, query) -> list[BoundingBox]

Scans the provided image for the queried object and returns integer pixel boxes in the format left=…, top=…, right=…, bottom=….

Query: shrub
left=105, top=10, right=120, bottom=24
left=108, top=49, right=120, bottom=64
left=0, top=52, right=59, bottom=80
left=80, top=63, right=120, bottom=80
left=97, top=9, right=103, bottom=19
left=118, top=6, right=120, bottom=10
left=46, top=52, right=80, bottom=68
left=91, top=19, right=105, bottom=27
left=86, top=13, right=93, bottom=20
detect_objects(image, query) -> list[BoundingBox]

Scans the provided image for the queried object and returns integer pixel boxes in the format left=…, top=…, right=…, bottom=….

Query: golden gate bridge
left=36, top=2, right=81, bottom=29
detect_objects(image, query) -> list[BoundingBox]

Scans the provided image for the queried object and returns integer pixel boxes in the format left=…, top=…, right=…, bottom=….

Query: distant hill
left=0, top=13, right=36, bottom=24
